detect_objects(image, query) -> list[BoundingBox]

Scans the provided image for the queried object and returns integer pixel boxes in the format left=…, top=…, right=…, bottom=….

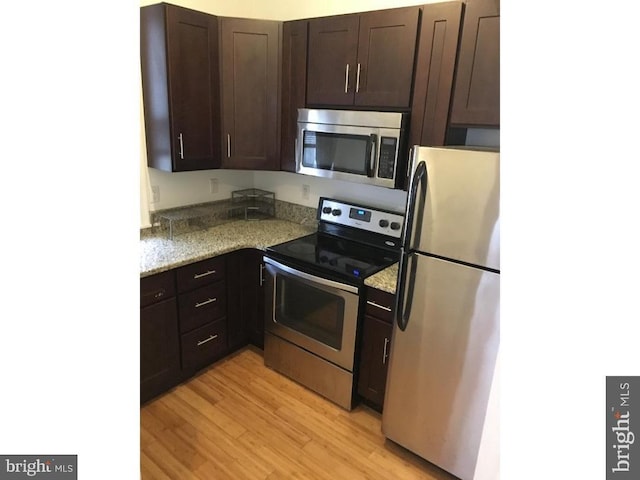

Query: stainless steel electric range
left=262, top=197, right=404, bottom=410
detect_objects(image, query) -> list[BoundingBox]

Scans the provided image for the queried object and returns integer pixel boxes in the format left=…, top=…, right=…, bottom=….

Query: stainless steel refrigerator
left=382, top=146, right=500, bottom=480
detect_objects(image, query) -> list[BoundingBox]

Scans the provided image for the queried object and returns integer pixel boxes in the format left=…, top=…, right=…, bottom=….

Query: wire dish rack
left=227, top=188, right=275, bottom=220
left=154, top=204, right=226, bottom=240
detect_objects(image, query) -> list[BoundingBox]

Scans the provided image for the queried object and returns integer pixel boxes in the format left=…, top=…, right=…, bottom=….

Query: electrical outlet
left=302, top=184, right=310, bottom=200
left=209, top=178, right=219, bottom=194
left=151, top=185, right=160, bottom=203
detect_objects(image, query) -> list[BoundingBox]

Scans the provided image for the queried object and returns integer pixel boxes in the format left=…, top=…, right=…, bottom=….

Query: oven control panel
left=318, top=198, right=404, bottom=239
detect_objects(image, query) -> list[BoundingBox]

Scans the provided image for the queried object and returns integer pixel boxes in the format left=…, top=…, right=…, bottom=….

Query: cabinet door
left=280, top=20, right=308, bottom=172
left=226, top=251, right=250, bottom=351
left=220, top=18, right=281, bottom=170
left=357, top=315, right=392, bottom=409
left=307, top=15, right=359, bottom=106
left=409, top=1, right=463, bottom=147
left=246, top=250, right=266, bottom=349
left=450, top=0, right=500, bottom=127
left=140, top=297, right=180, bottom=403
left=226, top=249, right=265, bottom=350
left=141, top=4, right=220, bottom=172
left=354, top=7, right=419, bottom=108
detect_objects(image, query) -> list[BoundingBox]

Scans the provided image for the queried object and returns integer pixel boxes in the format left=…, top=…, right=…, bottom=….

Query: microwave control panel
left=377, top=137, right=398, bottom=179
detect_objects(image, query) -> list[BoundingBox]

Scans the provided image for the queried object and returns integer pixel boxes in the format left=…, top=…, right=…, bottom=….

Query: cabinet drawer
left=181, top=319, right=227, bottom=371
left=179, top=281, right=227, bottom=333
left=176, top=256, right=226, bottom=293
left=365, top=288, right=395, bottom=323
left=140, top=271, right=176, bottom=308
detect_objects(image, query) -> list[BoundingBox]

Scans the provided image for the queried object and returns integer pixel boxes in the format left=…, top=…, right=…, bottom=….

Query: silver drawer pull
left=197, top=334, right=218, bottom=346
left=382, top=337, right=390, bottom=365
left=193, top=270, right=216, bottom=279
left=153, top=290, right=165, bottom=299
left=344, top=64, right=350, bottom=93
left=195, top=298, right=217, bottom=308
left=367, top=300, right=392, bottom=312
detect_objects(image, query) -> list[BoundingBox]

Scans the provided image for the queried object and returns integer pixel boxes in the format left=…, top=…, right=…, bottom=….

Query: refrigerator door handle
left=401, top=159, right=427, bottom=252
left=394, top=251, right=418, bottom=331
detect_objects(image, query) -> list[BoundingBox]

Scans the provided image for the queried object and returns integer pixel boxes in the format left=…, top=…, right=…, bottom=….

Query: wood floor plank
left=140, top=450, right=172, bottom=480
left=235, top=430, right=336, bottom=480
left=173, top=384, right=247, bottom=438
left=142, top=435, right=201, bottom=480
left=140, top=347, right=459, bottom=480
left=174, top=422, right=273, bottom=480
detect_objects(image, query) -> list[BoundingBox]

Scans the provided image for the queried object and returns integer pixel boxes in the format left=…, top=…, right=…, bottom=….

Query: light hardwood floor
left=141, top=347, right=459, bottom=480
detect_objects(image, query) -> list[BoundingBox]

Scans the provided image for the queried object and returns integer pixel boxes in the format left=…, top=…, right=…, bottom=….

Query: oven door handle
left=263, top=257, right=359, bottom=295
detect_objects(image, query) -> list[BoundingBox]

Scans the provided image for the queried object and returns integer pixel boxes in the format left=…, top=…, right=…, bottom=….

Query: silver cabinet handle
left=178, top=133, right=184, bottom=159
left=344, top=64, right=350, bottom=93
left=227, top=134, right=231, bottom=158
left=259, top=264, right=265, bottom=287
left=382, top=337, right=390, bottom=365
left=367, top=300, right=392, bottom=312
left=355, top=63, right=361, bottom=93
left=193, top=270, right=216, bottom=279
left=153, top=289, right=165, bottom=299
left=195, top=297, right=217, bottom=308
left=197, top=334, right=218, bottom=346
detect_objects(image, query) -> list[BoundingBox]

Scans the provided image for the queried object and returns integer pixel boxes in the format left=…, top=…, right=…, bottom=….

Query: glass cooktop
left=266, top=233, right=399, bottom=281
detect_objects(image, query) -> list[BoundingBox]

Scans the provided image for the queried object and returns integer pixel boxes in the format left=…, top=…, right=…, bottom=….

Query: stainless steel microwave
left=296, top=108, right=408, bottom=189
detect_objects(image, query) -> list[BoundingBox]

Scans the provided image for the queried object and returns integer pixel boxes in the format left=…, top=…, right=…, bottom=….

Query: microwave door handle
left=368, top=134, right=377, bottom=177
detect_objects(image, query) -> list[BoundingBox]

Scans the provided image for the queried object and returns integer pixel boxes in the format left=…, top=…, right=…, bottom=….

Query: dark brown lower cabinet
left=141, top=249, right=266, bottom=402
left=140, top=272, right=180, bottom=404
left=180, top=318, right=227, bottom=371
left=357, top=315, right=393, bottom=409
left=228, top=249, right=266, bottom=350
left=357, top=287, right=395, bottom=410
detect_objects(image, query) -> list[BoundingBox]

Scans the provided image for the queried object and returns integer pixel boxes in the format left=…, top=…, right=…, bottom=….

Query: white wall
left=254, top=171, right=407, bottom=212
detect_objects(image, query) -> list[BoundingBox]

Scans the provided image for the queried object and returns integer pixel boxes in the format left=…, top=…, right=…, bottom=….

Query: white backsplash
left=253, top=171, right=408, bottom=213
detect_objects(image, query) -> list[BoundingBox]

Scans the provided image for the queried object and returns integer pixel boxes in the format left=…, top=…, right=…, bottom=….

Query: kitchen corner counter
left=364, top=263, right=398, bottom=295
left=140, top=219, right=314, bottom=277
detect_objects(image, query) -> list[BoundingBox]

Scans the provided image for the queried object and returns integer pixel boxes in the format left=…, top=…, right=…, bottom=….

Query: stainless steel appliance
left=383, top=146, right=500, bottom=480
left=263, top=197, right=404, bottom=410
left=296, top=108, right=409, bottom=189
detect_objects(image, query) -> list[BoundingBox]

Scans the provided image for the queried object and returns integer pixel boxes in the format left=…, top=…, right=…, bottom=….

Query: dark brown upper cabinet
left=220, top=18, right=281, bottom=170
left=409, top=1, right=463, bottom=147
left=280, top=20, right=308, bottom=173
left=140, top=3, right=221, bottom=172
left=306, top=7, right=420, bottom=108
left=450, top=0, right=500, bottom=127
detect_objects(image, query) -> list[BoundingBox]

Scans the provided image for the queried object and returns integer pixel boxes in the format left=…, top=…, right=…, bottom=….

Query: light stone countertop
left=141, top=215, right=400, bottom=295
left=140, top=219, right=314, bottom=278
left=364, top=263, right=398, bottom=294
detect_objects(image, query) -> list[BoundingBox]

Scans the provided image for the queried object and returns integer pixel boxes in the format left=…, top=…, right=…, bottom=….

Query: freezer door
left=406, top=147, right=500, bottom=271
left=382, top=253, right=499, bottom=480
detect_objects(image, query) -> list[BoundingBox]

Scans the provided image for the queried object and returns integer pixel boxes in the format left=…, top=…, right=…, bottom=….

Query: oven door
left=263, top=257, right=360, bottom=372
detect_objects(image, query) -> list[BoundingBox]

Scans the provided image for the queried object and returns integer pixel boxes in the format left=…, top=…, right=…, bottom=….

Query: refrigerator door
left=382, top=253, right=499, bottom=480
left=406, top=147, right=500, bottom=271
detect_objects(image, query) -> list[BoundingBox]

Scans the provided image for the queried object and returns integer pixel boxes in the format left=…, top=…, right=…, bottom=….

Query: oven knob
left=329, top=258, right=338, bottom=266
left=390, top=222, right=401, bottom=230
left=322, top=206, right=332, bottom=214
left=331, top=209, right=342, bottom=216
left=379, top=219, right=389, bottom=228
left=320, top=255, right=328, bottom=263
